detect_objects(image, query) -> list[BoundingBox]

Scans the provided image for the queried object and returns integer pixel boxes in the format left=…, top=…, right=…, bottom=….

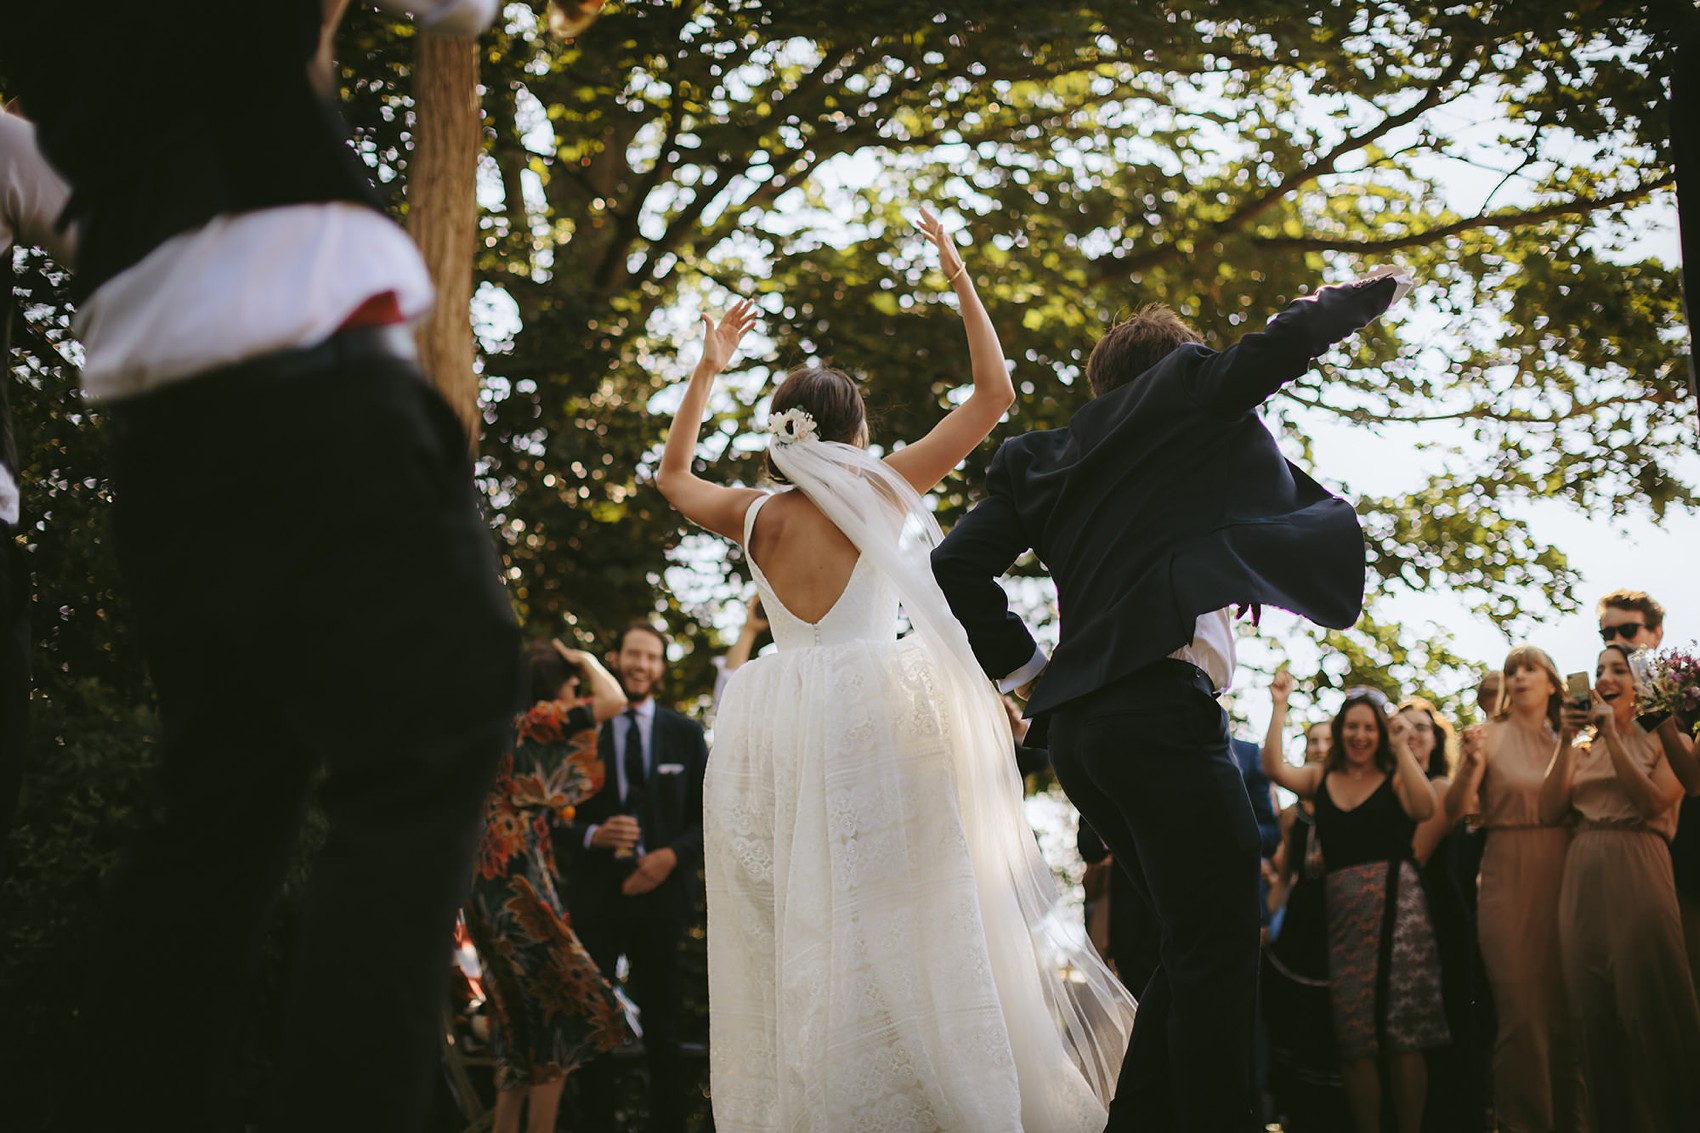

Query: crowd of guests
left=1237, top=587, right=1699, bottom=1133
left=458, top=588, right=1699, bottom=1133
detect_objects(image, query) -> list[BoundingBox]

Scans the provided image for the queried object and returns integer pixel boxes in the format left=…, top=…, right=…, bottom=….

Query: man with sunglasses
left=1598, top=588, right=1665, bottom=649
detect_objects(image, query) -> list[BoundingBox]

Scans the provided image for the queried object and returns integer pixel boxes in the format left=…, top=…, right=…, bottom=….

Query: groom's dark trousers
left=1050, top=661, right=1261, bottom=1132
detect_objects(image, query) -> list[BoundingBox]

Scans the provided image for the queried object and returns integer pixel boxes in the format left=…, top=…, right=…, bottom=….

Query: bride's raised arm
left=882, top=207, right=1015, bottom=495
left=656, top=298, right=765, bottom=540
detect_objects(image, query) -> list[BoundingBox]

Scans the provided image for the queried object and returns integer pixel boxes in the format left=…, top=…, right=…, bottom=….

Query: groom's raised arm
left=932, top=442, right=1045, bottom=689
left=1192, top=273, right=1401, bottom=418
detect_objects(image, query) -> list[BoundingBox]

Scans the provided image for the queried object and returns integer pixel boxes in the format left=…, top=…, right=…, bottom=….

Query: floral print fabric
left=464, top=702, right=629, bottom=1089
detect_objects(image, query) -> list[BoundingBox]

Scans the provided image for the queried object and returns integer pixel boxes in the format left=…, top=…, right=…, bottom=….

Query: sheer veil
left=766, top=429, right=1137, bottom=1115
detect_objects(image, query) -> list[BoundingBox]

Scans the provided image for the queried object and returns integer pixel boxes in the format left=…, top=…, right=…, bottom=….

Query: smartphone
left=1565, top=672, right=1591, bottom=710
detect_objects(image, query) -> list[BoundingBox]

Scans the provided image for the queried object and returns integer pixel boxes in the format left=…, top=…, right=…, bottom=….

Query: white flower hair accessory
left=766, top=407, right=819, bottom=446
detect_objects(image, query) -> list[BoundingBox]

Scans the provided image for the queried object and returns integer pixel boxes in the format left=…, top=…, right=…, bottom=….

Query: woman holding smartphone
left=1541, top=643, right=1700, bottom=1133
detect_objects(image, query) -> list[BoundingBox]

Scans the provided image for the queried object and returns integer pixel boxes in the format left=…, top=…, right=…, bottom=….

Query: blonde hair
left=1396, top=697, right=1455, bottom=778
left=1496, top=645, right=1563, bottom=732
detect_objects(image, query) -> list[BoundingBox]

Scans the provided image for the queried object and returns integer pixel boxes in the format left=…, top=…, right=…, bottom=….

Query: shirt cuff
left=998, top=646, right=1049, bottom=696
left=408, top=0, right=498, bottom=36
left=0, top=465, right=18, bottom=526
left=583, top=824, right=599, bottom=850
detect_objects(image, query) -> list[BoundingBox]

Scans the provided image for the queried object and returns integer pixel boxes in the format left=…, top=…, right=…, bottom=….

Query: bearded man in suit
left=563, top=621, right=707, bottom=1133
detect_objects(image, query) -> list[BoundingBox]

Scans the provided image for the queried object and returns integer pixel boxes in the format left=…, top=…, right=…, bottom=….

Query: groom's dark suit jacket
left=560, top=705, right=708, bottom=927
left=933, top=276, right=1398, bottom=717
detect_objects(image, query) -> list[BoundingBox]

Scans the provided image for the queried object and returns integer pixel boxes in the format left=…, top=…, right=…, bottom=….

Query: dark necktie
left=623, top=708, right=648, bottom=815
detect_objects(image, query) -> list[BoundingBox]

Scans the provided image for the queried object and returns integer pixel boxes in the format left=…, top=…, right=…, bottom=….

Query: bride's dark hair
left=765, top=365, right=867, bottom=483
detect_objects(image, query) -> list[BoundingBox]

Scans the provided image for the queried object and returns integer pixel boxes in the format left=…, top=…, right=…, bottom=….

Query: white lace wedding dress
left=705, top=439, right=1134, bottom=1133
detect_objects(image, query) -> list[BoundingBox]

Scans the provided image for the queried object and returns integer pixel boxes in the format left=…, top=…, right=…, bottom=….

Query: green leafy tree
left=343, top=0, right=1692, bottom=697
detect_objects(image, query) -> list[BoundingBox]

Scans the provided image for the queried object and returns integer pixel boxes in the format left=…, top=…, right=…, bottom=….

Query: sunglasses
left=1600, top=622, right=1648, bottom=642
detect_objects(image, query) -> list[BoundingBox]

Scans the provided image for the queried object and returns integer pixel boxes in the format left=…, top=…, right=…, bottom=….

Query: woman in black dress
left=1264, top=687, right=1448, bottom=1133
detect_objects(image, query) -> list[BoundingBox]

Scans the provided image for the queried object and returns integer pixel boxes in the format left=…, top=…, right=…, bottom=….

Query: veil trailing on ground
left=766, top=426, right=1137, bottom=1116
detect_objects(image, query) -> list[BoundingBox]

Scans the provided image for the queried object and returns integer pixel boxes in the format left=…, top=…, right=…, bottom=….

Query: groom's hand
left=621, top=847, right=678, bottom=896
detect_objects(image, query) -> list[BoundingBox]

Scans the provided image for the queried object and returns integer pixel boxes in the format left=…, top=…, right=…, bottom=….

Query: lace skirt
left=1324, top=859, right=1451, bottom=1060
left=705, top=635, right=1103, bottom=1133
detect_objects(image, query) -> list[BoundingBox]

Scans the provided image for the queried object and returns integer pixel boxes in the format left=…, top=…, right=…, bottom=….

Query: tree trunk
left=407, top=33, right=483, bottom=453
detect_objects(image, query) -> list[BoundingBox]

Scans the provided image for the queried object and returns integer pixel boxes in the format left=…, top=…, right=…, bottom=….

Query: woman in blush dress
left=1540, top=644, right=1700, bottom=1133
left=1446, top=646, right=1582, bottom=1133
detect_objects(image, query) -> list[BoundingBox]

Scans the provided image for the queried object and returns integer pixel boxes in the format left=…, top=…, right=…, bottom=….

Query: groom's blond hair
left=1087, top=304, right=1202, bottom=396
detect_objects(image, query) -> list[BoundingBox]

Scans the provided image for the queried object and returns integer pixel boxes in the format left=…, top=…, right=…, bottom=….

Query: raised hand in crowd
left=1387, top=713, right=1439, bottom=822
left=552, top=639, right=626, bottom=722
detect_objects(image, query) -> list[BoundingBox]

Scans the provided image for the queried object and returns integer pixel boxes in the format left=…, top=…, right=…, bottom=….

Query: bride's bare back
left=745, top=491, right=861, bottom=624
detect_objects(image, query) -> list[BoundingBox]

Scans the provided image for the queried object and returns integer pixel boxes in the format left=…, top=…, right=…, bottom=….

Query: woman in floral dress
left=465, top=641, right=631, bottom=1133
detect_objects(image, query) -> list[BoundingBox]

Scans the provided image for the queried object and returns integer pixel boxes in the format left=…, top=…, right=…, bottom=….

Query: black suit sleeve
left=931, top=440, right=1042, bottom=682
left=1192, top=274, right=1399, bottom=417
left=666, top=714, right=708, bottom=869
left=557, top=725, right=615, bottom=866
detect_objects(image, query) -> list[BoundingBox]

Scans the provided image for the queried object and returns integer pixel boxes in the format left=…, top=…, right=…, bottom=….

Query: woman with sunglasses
left=1540, top=643, right=1700, bottom=1132
left=1445, top=647, right=1582, bottom=1133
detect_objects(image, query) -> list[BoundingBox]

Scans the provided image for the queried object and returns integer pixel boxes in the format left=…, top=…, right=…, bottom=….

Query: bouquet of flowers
left=1634, top=644, right=1700, bottom=738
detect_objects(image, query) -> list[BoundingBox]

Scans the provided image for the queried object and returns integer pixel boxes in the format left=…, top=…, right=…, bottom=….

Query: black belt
left=107, top=325, right=419, bottom=422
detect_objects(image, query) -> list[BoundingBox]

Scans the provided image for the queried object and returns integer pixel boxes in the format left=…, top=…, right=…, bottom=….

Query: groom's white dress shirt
left=71, top=0, right=498, bottom=402
left=999, top=608, right=1237, bottom=698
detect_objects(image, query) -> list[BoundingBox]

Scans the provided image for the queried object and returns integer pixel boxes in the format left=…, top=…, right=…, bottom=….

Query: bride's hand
left=698, top=298, right=757, bottom=376
left=916, top=205, right=966, bottom=286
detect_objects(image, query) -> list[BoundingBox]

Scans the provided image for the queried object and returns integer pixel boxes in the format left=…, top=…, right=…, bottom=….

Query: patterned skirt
left=465, top=848, right=630, bottom=1090
left=1324, top=859, right=1451, bottom=1060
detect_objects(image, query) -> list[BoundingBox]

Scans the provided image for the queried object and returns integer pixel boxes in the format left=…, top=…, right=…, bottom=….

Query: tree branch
left=1252, top=173, right=1675, bottom=253
left=1218, top=50, right=1476, bottom=234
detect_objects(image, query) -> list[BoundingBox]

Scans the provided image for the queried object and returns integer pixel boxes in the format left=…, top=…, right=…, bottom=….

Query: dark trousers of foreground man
left=69, top=348, right=518, bottom=1132
left=1049, top=662, right=1262, bottom=1133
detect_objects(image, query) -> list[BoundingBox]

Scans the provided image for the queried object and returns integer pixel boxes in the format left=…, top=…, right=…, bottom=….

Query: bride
left=656, top=209, right=1135, bottom=1132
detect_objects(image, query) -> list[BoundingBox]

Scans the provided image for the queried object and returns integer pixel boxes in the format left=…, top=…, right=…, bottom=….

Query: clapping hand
left=1388, top=712, right=1413, bottom=752
left=1270, top=669, right=1296, bottom=705
left=916, top=205, right=967, bottom=285
left=1459, top=724, right=1486, bottom=769
left=698, top=298, right=757, bottom=376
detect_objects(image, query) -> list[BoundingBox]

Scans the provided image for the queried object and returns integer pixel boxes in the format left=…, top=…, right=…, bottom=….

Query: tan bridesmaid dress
left=1475, top=720, right=1583, bottom=1132
left=1558, top=728, right=1700, bottom=1133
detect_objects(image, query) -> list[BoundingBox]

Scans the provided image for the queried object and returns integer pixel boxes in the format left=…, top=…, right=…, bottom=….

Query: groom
left=933, top=275, right=1402, bottom=1132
